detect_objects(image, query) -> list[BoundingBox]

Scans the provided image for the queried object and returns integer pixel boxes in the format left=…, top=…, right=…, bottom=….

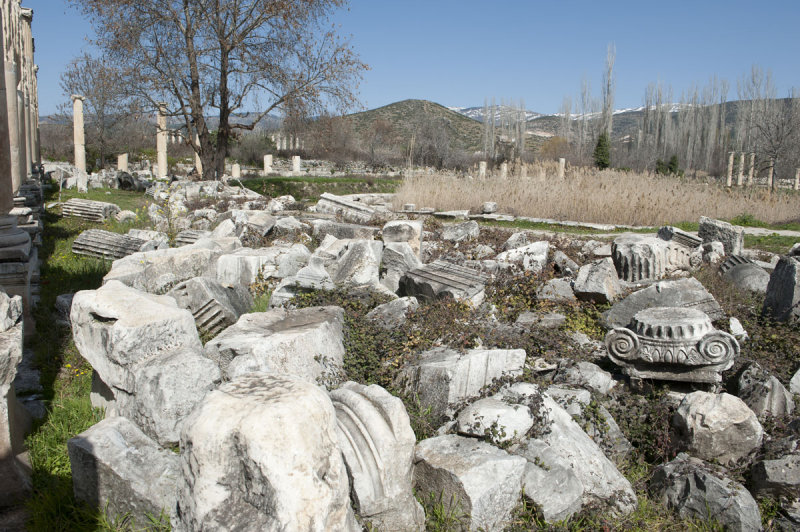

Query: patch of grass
left=52, top=187, right=152, bottom=214
left=418, top=491, right=469, bottom=532
left=744, top=233, right=799, bottom=254
left=241, top=175, right=400, bottom=202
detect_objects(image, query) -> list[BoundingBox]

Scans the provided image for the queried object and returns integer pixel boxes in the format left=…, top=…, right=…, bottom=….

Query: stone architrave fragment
left=314, top=192, right=376, bottom=224
left=605, top=306, right=738, bottom=384
left=400, top=260, right=488, bottom=305
left=330, top=382, right=425, bottom=531
left=720, top=255, right=770, bottom=294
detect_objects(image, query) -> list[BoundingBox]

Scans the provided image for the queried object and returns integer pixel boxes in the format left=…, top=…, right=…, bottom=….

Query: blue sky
left=27, top=0, right=800, bottom=115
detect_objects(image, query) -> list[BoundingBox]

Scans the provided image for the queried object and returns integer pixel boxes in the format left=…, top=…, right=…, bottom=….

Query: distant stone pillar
left=768, top=159, right=775, bottom=189
left=194, top=133, right=203, bottom=176
left=748, top=153, right=755, bottom=186
left=156, top=102, right=168, bottom=179
left=726, top=151, right=734, bottom=187
left=736, top=152, right=745, bottom=186
left=117, top=153, right=128, bottom=172
left=31, top=65, right=39, bottom=166
left=558, top=158, right=566, bottom=179
left=16, top=90, right=26, bottom=178
left=292, top=155, right=301, bottom=174
left=794, top=168, right=800, bottom=191
left=263, top=154, right=273, bottom=175
left=71, top=95, right=86, bottom=173
left=500, top=162, right=508, bottom=178
left=231, top=163, right=241, bottom=179
left=478, top=161, right=487, bottom=178
left=4, top=61, right=21, bottom=193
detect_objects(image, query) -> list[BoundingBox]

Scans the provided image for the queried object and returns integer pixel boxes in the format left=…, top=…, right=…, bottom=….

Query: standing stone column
left=292, top=155, right=301, bottom=174
left=280, top=135, right=287, bottom=151
left=156, top=102, right=168, bottom=179
left=748, top=153, right=755, bottom=186
left=4, top=59, right=21, bottom=193
left=31, top=64, right=38, bottom=166
left=558, top=157, right=566, bottom=179
left=478, top=161, right=487, bottom=178
left=263, top=154, right=272, bottom=175
left=726, top=151, right=734, bottom=187
left=231, top=163, right=241, bottom=179
left=194, top=133, right=203, bottom=176
left=794, top=169, right=800, bottom=191
left=117, top=153, right=128, bottom=172
left=20, top=8, right=32, bottom=176
left=768, top=159, right=775, bottom=190
left=16, top=89, right=26, bottom=178
left=500, top=162, right=508, bottom=178
left=71, top=94, right=86, bottom=173
left=736, top=152, right=745, bottom=186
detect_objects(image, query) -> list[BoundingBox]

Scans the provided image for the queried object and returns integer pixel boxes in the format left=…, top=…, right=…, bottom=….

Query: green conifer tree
left=593, top=132, right=611, bottom=169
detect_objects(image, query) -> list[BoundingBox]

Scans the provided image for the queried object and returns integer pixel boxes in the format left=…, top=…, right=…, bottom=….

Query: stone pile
left=34, top=178, right=800, bottom=530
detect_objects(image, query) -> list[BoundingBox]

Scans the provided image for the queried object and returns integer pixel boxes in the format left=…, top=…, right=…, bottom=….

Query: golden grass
left=394, top=161, right=800, bottom=226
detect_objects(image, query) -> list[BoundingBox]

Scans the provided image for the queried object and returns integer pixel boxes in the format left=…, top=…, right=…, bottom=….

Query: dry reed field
left=394, top=161, right=800, bottom=226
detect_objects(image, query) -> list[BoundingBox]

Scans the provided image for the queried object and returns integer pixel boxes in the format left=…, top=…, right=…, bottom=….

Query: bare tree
left=601, top=43, right=616, bottom=137
left=70, top=0, right=367, bottom=179
left=59, top=52, right=140, bottom=169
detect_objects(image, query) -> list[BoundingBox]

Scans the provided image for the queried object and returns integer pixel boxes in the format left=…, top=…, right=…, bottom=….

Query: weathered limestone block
left=167, top=277, right=253, bottom=336
left=268, top=257, right=335, bottom=307
left=314, top=192, right=377, bottom=224
left=414, top=435, right=527, bottom=532
left=174, top=374, right=357, bottom=531
left=365, top=296, right=418, bottom=330
left=456, top=397, right=534, bottom=444
left=698, top=216, right=744, bottom=255
left=496, top=241, right=550, bottom=273
left=68, top=417, right=180, bottom=528
left=502, top=232, right=529, bottom=251
left=330, top=382, right=425, bottom=531
left=602, top=277, right=724, bottom=328
left=720, top=255, right=770, bottom=293
left=174, top=229, right=210, bottom=247
left=612, top=234, right=669, bottom=282
left=507, top=383, right=637, bottom=515
left=61, top=198, right=120, bottom=222
left=104, top=239, right=235, bottom=294
left=383, top=220, right=423, bottom=258
left=72, top=229, right=147, bottom=260
left=0, top=292, right=30, bottom=506
left=401, top=347, right=525, bottom=421
left=553, top=360, right=616, bottom=395
left=750, top=454, right=800, bottom=498
left=273, top=215, right=310, bottom=236
left=216, top=243, right=309, bottom=287
left=400, top=260, right=488, bottom=305
left=71, top=281, right=202, bottom=395
left=381, top=242, right=422, bottom=292
left=224, top=209, right=277, bottom=238
left=127, top=348, right=221, bottom=445
left=331, top=240, right=382, bottom=287
left=310, top=219, right=379, bottom=241
left=574, top=258, right=620, bottom=304
left=658, top=226, right=703, bottom=271
left=650, top=453, right=761, bottom=532
left=606, top=307, right=738, bottom=384
left=204, top=306, right=345, bottom=388
left=735, top=362, right=794, bottom=419
left=441, top=220, right=479, bottom=242
left=673, top=391, right=763, bottom=466
left=552, top=250, right=579, bottom=275
left=266, top=194, right=294, bottom=213
left=521, top=458, right=583, bottom=523
left=536, top=278, right=576, bottom=302
left=763, top=256, right=800, bottom=322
